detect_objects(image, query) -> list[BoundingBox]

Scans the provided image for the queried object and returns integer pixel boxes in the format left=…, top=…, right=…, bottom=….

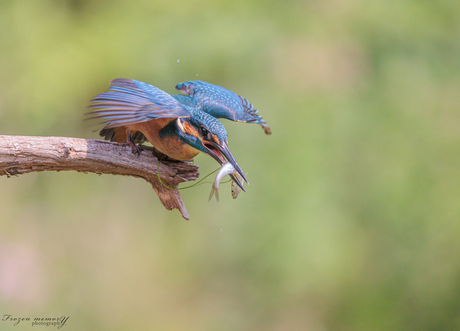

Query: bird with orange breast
left=87, top=78, right=271, bottom=191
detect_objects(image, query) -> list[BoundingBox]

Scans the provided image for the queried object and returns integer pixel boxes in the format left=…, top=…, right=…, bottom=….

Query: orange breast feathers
left=128, top=119, right=201, bottom=161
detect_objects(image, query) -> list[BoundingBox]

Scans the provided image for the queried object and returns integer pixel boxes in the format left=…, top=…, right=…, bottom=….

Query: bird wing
left=175, top=81, right=271, bottom=135
left=171, top=94, right=196, bottom=109
left=87, top=79, right=191, bottom=129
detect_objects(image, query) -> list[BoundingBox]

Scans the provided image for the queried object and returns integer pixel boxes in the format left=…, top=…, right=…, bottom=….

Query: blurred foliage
left=1, top=0, right=460, bottom=330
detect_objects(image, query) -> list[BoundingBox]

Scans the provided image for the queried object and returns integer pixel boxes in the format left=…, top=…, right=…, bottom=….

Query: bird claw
left=128, top=142, right=142, bottom=156
left=133, top=146, right=141, bottom=156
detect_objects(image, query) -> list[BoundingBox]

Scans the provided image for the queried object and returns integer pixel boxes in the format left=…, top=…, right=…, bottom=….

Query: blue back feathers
left=175, top=81, right=271, bottom=135
left=171, top=94, right=196, bottom=109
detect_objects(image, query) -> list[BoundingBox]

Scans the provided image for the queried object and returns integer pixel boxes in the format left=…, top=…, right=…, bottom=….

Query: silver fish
left=231, top=173, right=244, bottom=199
left=209, top=162, right=236, bottom=203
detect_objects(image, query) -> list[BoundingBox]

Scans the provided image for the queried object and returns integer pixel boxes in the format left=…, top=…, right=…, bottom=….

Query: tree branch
left=0, top=135, right=199, bottom=220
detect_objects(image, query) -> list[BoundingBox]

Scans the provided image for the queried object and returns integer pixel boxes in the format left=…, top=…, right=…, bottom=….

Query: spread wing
left=87, top=78, right=191, bottom=129
left=171, top=94, right=196, bottom=109
left=175, top=81, right=271, bottom=135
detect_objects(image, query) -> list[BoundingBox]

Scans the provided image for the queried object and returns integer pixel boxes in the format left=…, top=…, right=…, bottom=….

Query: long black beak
left=204, top=141, right=248, bottom=192
left=221, top=145, right=248, bottom=192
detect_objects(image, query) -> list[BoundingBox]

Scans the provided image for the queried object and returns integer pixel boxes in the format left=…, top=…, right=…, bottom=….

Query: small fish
left=209, top=162, right=236, bottom=203
left=231, top=172, right=244, bottom=199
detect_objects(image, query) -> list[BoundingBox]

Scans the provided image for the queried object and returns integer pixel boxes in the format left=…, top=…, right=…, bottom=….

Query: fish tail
left=208, top=186, right=215, bottom=202
left=208, top=185, right=220, bottom=203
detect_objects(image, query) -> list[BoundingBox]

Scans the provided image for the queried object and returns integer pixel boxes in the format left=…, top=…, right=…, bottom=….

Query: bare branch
left=0, top=135, right=200, bottom=220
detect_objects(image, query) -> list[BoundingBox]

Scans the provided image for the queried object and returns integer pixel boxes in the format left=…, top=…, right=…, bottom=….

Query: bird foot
left=127, top=142, right=142, bottom=156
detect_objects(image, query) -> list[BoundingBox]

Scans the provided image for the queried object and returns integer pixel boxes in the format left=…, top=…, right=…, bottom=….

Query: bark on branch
left=0, top=135, right=200, bottom=220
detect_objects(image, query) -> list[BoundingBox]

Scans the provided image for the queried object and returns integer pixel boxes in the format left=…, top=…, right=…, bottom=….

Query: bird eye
left=200, top=126, right=208, bottom=137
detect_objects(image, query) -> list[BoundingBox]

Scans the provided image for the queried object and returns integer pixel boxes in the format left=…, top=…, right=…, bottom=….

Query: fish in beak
left=202, top=140, right=248, bottom=192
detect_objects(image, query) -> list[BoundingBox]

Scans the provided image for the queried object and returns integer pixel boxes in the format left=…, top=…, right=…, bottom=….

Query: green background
left=1, top=0, right=460, bottom=330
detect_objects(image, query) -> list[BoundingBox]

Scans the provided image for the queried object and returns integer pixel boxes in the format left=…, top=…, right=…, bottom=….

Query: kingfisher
left=87, top=78, right=271, bottom=190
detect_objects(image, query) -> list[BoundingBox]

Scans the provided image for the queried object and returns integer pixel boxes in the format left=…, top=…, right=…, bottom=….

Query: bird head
left=177, top=110, right=248, bottom=190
